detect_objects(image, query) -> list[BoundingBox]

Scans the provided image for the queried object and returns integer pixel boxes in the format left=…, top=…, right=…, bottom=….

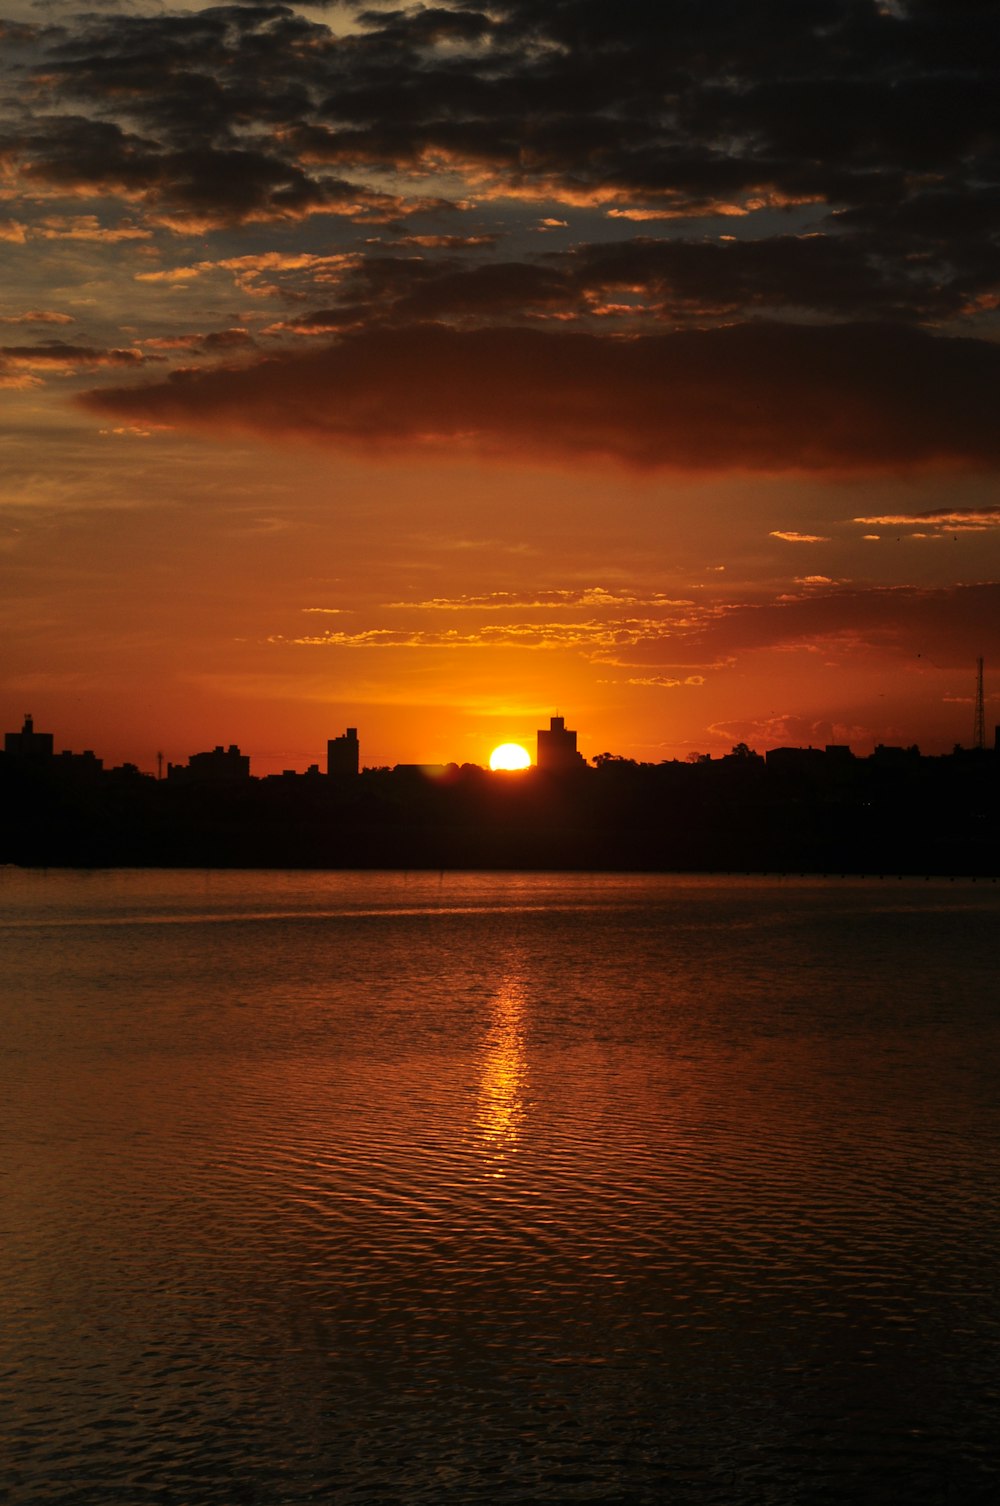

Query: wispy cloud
left=853, top=506, right=1000, bottom=531
left=0, top=310, right=74, bottom=326
left=621, top=675, right=706, bottom=688
left=380, top=587, right=690, bottom=611
left=770, top=531, right=831, bottom=543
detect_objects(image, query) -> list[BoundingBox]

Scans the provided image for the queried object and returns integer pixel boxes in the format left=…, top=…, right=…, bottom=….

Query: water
left=2, top=870, right=998, bottom=1504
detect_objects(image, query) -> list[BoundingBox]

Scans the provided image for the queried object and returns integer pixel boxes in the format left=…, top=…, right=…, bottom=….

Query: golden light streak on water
left=476, top=971, right=528, bottom=1166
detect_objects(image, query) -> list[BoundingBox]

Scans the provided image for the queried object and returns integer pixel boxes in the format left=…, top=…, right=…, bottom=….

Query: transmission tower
left=973, top=657, right=986, bottom=750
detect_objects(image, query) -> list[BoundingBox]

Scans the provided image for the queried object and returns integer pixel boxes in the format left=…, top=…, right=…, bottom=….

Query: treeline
left=2, top=748, right=997, bottom=873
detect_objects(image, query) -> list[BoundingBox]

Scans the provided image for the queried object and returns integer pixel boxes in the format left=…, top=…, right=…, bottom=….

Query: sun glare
left=489, top=742, right=531, bottom=771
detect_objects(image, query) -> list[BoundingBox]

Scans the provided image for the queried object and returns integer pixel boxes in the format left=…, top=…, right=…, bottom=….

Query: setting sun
left=489, top=742, right=532, bottom=771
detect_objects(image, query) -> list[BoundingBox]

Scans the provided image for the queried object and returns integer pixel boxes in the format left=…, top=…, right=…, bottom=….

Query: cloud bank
left=80, top=321, right=1000, bottom=473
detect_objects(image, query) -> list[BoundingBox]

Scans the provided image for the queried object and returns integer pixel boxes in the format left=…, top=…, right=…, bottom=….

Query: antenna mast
left=973, top=657, right=986, bottom=750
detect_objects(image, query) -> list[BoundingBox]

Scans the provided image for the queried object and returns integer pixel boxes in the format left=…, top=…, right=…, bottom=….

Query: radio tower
left=973, top=656, right=986, bottom=750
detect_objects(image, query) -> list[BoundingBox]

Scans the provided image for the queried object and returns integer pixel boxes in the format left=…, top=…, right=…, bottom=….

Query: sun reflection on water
left=475, top=974, right=528, bottom=1170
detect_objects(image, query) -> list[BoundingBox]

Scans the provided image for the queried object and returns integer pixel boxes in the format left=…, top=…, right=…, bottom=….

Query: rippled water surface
left=3, top=869, right=999, bottom=1504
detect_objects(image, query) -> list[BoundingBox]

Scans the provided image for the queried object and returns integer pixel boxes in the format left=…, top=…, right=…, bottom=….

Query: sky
left=2, top=0, right=999, bottom=773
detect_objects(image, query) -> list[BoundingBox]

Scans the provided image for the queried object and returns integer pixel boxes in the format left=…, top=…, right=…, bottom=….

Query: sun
left=489, top=742, right=532, bottom=771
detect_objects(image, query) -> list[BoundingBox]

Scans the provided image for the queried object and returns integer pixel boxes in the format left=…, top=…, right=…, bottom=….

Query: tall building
left=536, top=714, right=585, bottom=774
left=4, top=713, right=54, bottom=760
left=327, top=726, right=360, bottom=777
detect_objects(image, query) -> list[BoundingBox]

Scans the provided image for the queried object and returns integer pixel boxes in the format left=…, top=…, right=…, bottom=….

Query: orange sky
left=2, top=1, right=999, bottom=772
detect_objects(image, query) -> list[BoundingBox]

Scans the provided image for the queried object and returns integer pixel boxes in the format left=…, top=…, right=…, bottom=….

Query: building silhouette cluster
left=2, top=709, right=998, bottom=874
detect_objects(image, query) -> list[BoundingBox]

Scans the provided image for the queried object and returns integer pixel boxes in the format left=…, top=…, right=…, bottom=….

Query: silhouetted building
left=2, top=714, right=103, bottom=777
left=266, top=764, right=324, bottom=783
left=537, top=715, right=585, bottom=774
left=54, top=748, right=103, bottom=780
left=766, top=746, right=826, bottom=772
left=327, top=726, right=359, bottom=777
left=168, top=744, right=250, bottom=783
left=4, top=713, right=54, bottom=761
left=870, top=743, right=920, bottom=767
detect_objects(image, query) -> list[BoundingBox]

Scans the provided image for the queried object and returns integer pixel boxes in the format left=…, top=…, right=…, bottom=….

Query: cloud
left=378, top=587, right=687, bottom=611
left=268, top=579, right=1000, bottom=679
left=674, top=582, right=1000, bottom=668
left=2, top=0, right=995, bottom=319
left=622, top=675, right=705, bottom=689
left=79, top=320, right=1000, bottom=474
left=140, top=329, right=257, bottom=356
left=853, top=506, right=1000, bottom=530
left=2, top=342, right=146, bottom=377
left=709, top=714, right=873, bottom=750
left=376, top=234, right=499, bottom=250
left=30, top=216, right=152, bottom=243
left=270, top=611, right=704, bottom=653
left=0, top=310, right=74, bottom=326
left=771, top=531, right=831, bottom=544
left=169, top=215, right=985, bottom=347
left=9, top=115, right=428, bottom=232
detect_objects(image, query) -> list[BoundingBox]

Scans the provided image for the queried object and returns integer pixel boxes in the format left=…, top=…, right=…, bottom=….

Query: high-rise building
left=327, top=727, right=360, bottom=777
left=536, top=714, right=585, bottom=773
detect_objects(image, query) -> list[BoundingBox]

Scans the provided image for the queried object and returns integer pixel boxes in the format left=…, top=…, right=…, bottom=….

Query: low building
left=168, top=744, right=250, bottom=783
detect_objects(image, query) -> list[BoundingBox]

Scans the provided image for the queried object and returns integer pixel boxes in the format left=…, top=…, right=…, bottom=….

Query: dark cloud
left=261, top=227, right=973, bottom=333
left=375, top=233, right=498, bottom=250
left=4, top=1, right=994, bottom=318
left=9, top=115, right=411, bottom=228
left=201, top=328, right=258, bottom=352
left=79, top=320, right=1000, bottom=473
left=9, top=4, right=997, bottom=203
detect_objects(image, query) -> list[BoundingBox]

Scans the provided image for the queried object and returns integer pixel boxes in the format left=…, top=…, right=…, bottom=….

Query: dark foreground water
left=2, top=870, right=999, bottom=1505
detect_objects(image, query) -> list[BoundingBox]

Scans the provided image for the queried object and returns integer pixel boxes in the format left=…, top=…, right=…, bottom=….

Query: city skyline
left=5, top=698, right=996, bottom=783
left=3, top=1, right=1000, bottom=772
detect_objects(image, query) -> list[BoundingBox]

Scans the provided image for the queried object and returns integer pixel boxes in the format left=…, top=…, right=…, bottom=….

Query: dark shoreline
left=4, top=749, right=998, bottom=876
